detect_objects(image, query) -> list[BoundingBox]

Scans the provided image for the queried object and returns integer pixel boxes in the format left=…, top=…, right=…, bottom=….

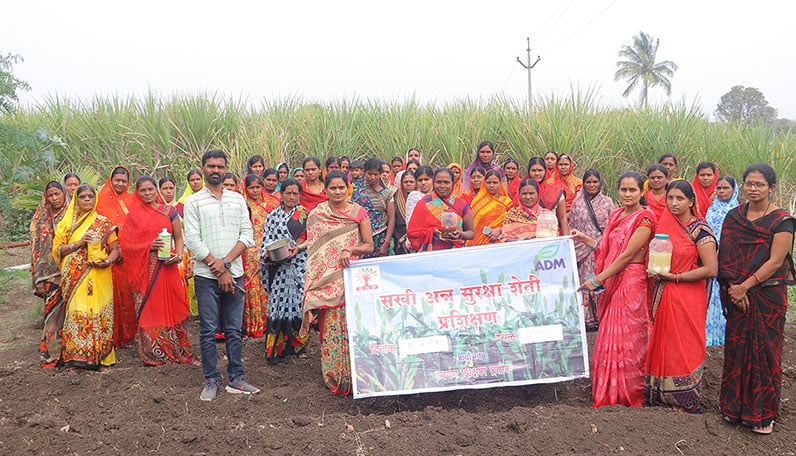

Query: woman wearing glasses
left=52, top=184, right=121, bottom=369
left=718, top=163, right=795, bottom=435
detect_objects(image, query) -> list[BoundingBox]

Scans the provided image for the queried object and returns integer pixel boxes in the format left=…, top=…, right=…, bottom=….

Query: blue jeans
left=195, top=275, right=245, bottom=383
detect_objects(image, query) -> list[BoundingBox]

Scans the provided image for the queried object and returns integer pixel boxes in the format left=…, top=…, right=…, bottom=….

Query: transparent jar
left=648, top=233, right=673, bottom=274
left=536, top=209, right=558, bottom=238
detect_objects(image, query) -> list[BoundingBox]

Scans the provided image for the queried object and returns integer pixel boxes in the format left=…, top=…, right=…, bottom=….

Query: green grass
left=2, top=92, right=794, bottom=212
left=0, top=270, right=28, bottom=301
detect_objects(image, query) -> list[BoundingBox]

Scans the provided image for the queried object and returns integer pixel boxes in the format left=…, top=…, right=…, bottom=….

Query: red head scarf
left=97, top=166, right=133, bottom=229
left=691, top=163, right=718, bottom=219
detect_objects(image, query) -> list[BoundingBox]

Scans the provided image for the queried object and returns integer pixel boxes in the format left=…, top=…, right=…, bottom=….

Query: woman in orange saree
left=243, top=173, right=280, bottom=338
left=573, top=171, right=655, bottom=408
left=53, top=184, right=120, bottom=369
left=469, top=170, right=513, bottom=246
left=547, top=153, right=581, bottom=211
left=644, top=181, right=717, bottom=413
left=301, top=171, right=374, bottom=396
left=31, top=181, right=68, bottom=367
left=96, top=166, right=137, bottom=348
left=448, top=163, right=464, bottom=198
left=121, top=177, right=196, bottom=365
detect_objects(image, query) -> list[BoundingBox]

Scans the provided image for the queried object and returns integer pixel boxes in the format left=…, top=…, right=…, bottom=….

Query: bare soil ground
left=0, top=246, right=794, bottom=455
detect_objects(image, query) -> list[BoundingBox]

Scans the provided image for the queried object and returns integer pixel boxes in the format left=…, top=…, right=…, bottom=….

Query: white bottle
left=157, top=228, right=172, bottom=260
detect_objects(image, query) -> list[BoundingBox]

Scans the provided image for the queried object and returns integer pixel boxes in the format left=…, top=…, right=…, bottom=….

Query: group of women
left=31, top=170, right=199, bottom=370
left=574, top=158, right=793, bottom=436
left=29, top=146, right=793, bottom=435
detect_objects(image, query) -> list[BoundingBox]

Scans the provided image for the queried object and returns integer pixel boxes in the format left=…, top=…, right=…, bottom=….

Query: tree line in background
left=1, top=48, right=794, bottom=242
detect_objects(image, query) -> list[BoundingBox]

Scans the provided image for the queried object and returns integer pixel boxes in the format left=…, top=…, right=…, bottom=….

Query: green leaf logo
left=537, top=244, right=560, bottom=259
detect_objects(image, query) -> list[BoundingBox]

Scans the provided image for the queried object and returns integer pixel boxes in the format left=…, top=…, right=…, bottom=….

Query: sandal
left=751, top=423, right=773, bottom=435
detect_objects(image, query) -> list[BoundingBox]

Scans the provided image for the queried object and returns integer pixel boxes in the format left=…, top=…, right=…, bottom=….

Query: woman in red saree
left=31, top=181, right=68, bottom=367
left=159, top=176, right=193, bottom=317
left=527, top=157, right=569, bottom=234
left=719, top=163, right=795, bottom=434
left=643, top=165, right=668, bottom=221
left=243, top=174, right=280, bottom=338
left=299, top=157, right=328, bottom=213
left=301, top=171, right=374, bottom=396
left=96, top=166, right=137, bottom=348
left=503, top=158, right=521, bottom=205
left=408, top=167, right=475, bottom=252
left=468, top=170, right=513, bottom=246
left=645, top=181, right=717, bottom=413
left=692, top=162, right=718, bottom=219
left=573, top=171, right=655, bottom=408
left=120, top=177, right=196, bottom=366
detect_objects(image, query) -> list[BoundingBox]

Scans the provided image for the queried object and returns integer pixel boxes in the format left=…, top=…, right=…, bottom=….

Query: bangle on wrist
left=590, top=240, right=598, bottom=251
left=591, top=278, right=601, bottom=287
left=751, top=272, right=761, bottom=284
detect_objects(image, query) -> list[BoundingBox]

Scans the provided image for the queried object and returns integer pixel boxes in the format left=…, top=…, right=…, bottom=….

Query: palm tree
left=614, top=31, right=678, bottom=107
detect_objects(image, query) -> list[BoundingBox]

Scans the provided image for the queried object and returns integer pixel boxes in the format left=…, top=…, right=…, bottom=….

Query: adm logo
left=533, top=244, right=566, bottom=270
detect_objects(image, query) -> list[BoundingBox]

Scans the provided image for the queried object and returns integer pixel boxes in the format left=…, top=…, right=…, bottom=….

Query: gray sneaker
left=225, top=377, right=260, bottom=394
left=200, top=380, right=219, bottom=401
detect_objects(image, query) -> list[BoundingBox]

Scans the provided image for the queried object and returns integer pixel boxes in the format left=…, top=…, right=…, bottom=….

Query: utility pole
left=516, top=37, right=541, bottom=112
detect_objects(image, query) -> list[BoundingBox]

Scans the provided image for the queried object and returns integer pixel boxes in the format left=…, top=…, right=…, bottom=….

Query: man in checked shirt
left=184, top=149, right=261, bottom=401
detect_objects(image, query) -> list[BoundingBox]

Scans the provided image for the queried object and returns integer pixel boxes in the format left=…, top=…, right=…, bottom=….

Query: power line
left=539, top=0, right=618, bottom=54
left=535, top=0, right=576, bottom=45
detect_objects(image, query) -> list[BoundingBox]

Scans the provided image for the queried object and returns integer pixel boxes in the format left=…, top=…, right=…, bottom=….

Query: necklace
left=748, top=199, right=772, bottom=221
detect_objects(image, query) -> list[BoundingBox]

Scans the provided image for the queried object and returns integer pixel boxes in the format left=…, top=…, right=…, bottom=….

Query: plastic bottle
left=536, top=209, right=558, bottom=238
left=87, top=236, right=103, bottom=261
left=157, top=228, right=172, bottom=260
left=648, top=234, right=673, bottom=274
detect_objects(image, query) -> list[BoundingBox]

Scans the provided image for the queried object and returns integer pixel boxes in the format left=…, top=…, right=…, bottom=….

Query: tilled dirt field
left=0, top=246, right=794, bottom=455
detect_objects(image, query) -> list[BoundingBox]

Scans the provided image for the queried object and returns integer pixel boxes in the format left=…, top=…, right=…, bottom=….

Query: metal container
left=264, top=239, right=291, bottom=262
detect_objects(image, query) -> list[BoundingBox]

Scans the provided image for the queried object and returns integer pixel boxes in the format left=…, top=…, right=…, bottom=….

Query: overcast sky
left=4, top=0, right=795, bottom=118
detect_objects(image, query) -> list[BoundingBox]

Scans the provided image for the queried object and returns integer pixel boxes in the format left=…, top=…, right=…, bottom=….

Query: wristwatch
left=223, top=259, right=231, bottom=270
